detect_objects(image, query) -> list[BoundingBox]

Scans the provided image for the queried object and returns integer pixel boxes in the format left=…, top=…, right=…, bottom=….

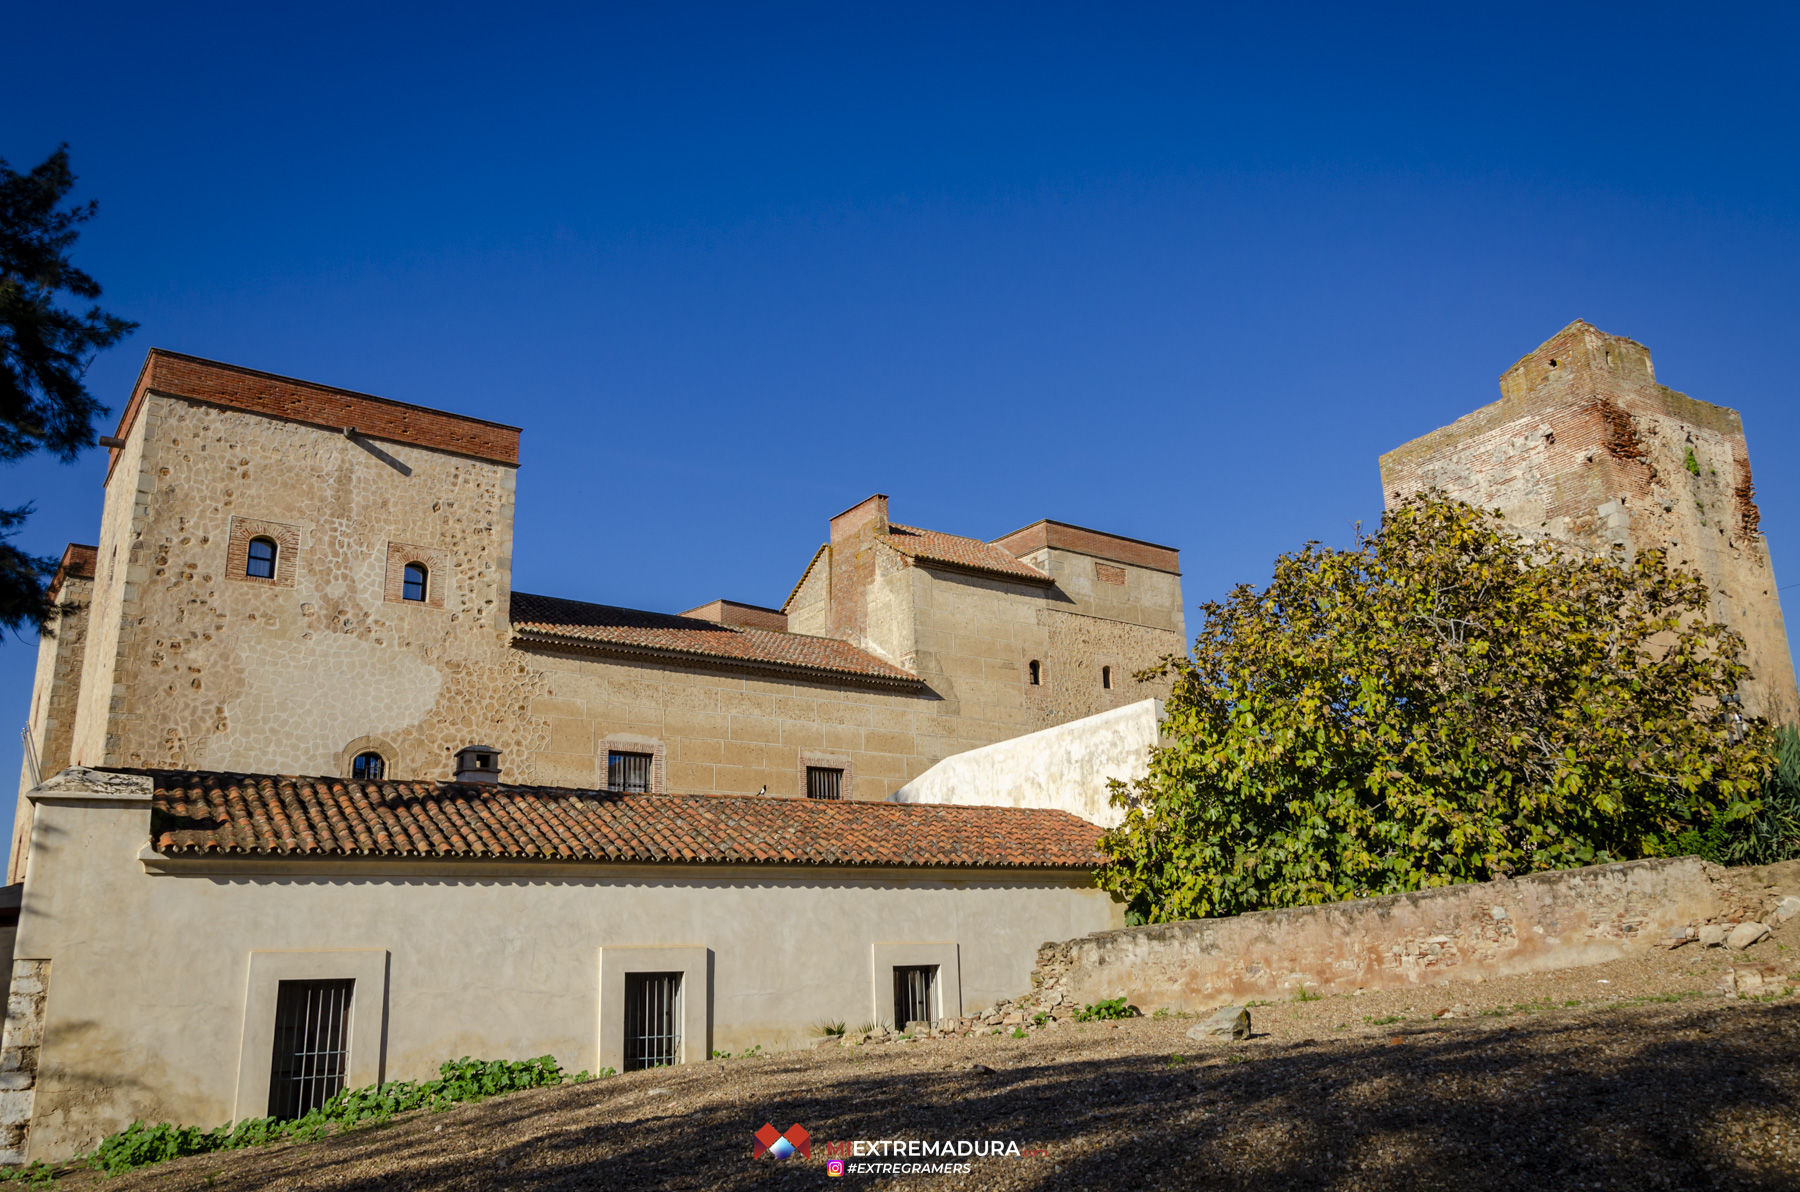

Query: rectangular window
left=267, top=979, right=353, bottom=1120
left=893, top=965, right=937, bottom=1031
left=806, top=766, right=844, bottom=800
left=624, top=972, right=683, bottom=1070
left=608, top=751, right=653, bottom=793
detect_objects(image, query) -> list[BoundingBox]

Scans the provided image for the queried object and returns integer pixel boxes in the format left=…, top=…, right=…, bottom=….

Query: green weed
left=1075, top=997, right=1135, bottom=1022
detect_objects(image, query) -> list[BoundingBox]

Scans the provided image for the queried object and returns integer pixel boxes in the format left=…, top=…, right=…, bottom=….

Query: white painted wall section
left=891, top=698, right=1163, bottom=827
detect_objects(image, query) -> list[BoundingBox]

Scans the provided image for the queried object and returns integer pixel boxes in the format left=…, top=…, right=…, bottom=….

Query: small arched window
left=352, top=751, right=385, bottom=781
left=246, top=536, right=277, bottom=579
left=1102, top=666, right=1112, bottom=690
left=402, top=562, right=428, bottom=602
left=1028, top=660, right=1041, bottom=686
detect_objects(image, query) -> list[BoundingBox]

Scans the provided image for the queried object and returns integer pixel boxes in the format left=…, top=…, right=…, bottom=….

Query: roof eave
left=508, top=627, right=925, bottom=688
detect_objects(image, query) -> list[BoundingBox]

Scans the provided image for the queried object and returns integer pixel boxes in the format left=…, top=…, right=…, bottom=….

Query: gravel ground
left=50, top=917, right=1800, bottom=1192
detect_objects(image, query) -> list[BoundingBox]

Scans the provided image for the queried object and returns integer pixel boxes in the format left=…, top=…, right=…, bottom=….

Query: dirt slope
left=46, top=917, right=1800, bottom=1192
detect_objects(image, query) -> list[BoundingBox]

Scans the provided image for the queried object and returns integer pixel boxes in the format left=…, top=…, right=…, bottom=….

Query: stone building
left=1381, top=320, right=1798, bottom=725
left=0, top=348, right=1173, bottom=1162
left=10, top=348, right=1185, bottom=874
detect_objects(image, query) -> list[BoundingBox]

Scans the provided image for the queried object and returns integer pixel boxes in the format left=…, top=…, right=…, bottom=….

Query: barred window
left=608, top=750, right=653, bottom=793
left=893, top=965, right=937, bottom=1031
left=806, top=766, right=843, bottom=801
left=624, top=972, right=682, bottom=1070
left=351, top=751, right=385, bottom=781
left=267, top=979, right=352, bottom=1120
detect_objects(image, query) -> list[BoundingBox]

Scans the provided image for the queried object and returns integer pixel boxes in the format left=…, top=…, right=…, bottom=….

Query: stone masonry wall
left=0, top=961, right=48, bottom=1165
left=11, top=580, right=91, bottom=884
left=1380, top=320, right=1798, bottom=724
left=1005, top=858, right=1800, bottom=1019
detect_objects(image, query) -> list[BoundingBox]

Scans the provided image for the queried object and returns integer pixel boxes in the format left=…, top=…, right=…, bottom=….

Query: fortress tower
left=1380, top=320, right=1798, bottom=725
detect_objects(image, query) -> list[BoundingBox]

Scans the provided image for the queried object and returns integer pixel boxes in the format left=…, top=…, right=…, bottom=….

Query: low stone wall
left=1017, top=857, right=1800, bottom=1015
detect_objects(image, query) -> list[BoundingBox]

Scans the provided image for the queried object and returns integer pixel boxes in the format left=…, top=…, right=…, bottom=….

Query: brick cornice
left=107, top=350, right=522, bottom=480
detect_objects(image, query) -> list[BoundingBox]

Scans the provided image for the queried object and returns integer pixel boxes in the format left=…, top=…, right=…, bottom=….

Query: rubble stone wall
left=1380, top=320, right=1798, bottom=724
left=1018, top=857, right=1800, bottom=1015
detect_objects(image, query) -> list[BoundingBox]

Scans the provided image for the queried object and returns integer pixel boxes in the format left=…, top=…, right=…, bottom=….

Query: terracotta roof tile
left=886, top=525, right=1051, bottom=583
left=141, top=771, right=1106, bottom=870
left=509, top=592, right=918, bottom=684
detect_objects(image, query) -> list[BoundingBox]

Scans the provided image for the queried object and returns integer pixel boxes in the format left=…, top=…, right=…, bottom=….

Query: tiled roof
left=886, top=525, right=1051, bottom=583
left=509, top=592, right=919, bottom=685
left=142, top=770, right=1109, bottom=870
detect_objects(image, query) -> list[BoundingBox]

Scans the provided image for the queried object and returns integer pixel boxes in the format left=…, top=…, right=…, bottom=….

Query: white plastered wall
left=890, top=698, right=1164, bottom=827
left=10, top=770, right=1119, bottom=1162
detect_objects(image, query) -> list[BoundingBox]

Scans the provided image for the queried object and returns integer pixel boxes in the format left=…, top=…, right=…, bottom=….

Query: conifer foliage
left=1100, top=493, right=1772, bottom=922
left=0, top=144, right=136, bottom=631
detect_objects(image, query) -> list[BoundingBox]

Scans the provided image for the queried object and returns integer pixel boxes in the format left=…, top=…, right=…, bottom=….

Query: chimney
left=829, top=494, right=889, bottom=545
left=455, top=745, right=502, bottom=784
left=827, top=495, right=889, bottom=642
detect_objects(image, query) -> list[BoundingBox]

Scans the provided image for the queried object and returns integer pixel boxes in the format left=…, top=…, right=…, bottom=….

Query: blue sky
left=3, top=2, right=1797, bottom=822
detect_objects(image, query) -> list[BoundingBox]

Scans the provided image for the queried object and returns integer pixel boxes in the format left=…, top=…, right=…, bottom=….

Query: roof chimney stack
left=455, top=745, right=502, bottom=784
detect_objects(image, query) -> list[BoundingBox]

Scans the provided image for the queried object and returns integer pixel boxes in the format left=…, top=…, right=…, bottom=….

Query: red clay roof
left=510, top=592, right=919, bottom=685
left=142, top=770, right=1108, bottom=870
left=886, top=524, right=1051, bottom=583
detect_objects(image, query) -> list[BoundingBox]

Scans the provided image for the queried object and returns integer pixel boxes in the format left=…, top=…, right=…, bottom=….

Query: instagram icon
left=827, top=1159, right=846, bottom=1177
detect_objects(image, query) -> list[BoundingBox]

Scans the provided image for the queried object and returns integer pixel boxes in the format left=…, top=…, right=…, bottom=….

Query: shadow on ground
left=89, top=1001, right=1800, bottom=1192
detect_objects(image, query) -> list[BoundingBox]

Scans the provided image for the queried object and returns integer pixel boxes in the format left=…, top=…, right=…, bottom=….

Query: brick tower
left=1379, top=320, right=1798, bottom=725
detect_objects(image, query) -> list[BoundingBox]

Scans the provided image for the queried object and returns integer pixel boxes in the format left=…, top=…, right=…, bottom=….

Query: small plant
left=1363, top=1015, right=1404, bottom=1026
left=1564, top=1000, right=1581, bottom=1007
left=1293, top=986, right=1321, bottom=1003
left=1009, top=1027, right=1027, bottom=1039
left=0, top=1162, right=56, bottom=1186
left=1686, top=446, right=1701, bottom=476
left=1151, top=1007, right=1170, bottom=1020
left=1032, top=1011, right=1052, bottom=1027
left=1075, top=997, right=1135, bottom=1022
left=1167, top=1053, right=1187, bottom=1066
left=82, top=1056, right=580, bottom=1176
left=812, top=1020, right=847, bottom=1038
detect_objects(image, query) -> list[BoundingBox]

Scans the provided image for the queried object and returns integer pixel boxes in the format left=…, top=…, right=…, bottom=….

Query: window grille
left=1027, top=660, right=1041, bottom=686
left=806, top=766, right=843, bottom=800
left=351, top=751, right=385, bottom=780
left=402, top=563, right=428, bottom=602
left=1102, top=666, right=1112, bottom=690
left=608, top=751, right=653, bottom=793
left=246, top=537, right=277, bottom=579
left=893, top=965, right=937, bottom=1031
left=267, top=979, right=353, bottom=1120
left=623, top=972, right=682, bottom=1070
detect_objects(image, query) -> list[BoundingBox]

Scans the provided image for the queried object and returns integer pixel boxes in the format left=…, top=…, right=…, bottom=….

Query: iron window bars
left=607, top=751, right=653, bottom=793
left=351, top=751, right=385, bottom=780
left=805, top=766, right=844, bottom=800
left=267, top=978, right=353, bottom=1120
left=623, top=972, right=683, bottom=1070
left=893, top=965, right=937, bottom=1032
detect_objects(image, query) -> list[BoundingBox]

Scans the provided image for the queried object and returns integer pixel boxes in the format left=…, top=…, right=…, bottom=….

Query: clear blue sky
left=4, top=3, right=1797, bottom=824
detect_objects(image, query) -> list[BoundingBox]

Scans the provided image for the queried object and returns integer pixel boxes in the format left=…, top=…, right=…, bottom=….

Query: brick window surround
left=384, top=542, right=447, bottom=609
left=226, top=517, right=300, bottom=588
left=603, top=734, right=666, bottom=794
left=799, top=751, right=855, bottom=801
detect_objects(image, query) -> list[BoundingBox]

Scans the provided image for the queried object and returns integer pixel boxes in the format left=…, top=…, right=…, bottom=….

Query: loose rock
left=1698, top=924, right=1729, bottom=948
left=1726, top=922, right=1771, bottom=951
left=1773, top=896, right=1800, bottom=923
left=1187, top=1005, right=1251, bottom=1042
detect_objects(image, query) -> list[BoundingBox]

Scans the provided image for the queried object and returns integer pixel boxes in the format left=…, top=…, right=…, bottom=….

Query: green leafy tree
left=1100, top=492, right=1771, bottom=922
left=0, top=144, right=136, bottom=632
